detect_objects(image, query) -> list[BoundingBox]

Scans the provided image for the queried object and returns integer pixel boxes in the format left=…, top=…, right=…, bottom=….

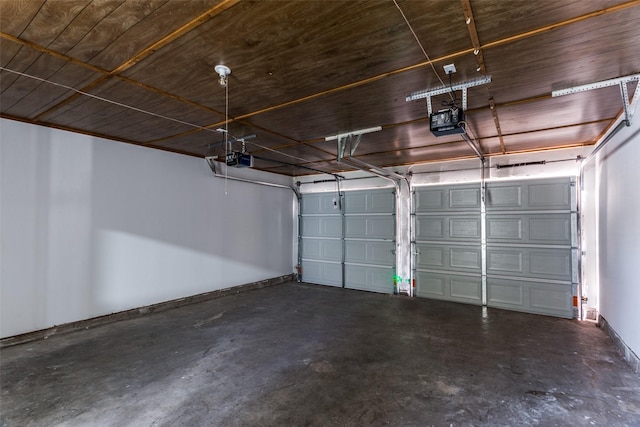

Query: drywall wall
left=586, top=114, right=640, bottom=359
left=0, top=119, right=295, bottom=338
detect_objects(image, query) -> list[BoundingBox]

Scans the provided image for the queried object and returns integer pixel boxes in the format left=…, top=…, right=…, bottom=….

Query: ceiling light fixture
left=214, top=64, right=231, bottom=87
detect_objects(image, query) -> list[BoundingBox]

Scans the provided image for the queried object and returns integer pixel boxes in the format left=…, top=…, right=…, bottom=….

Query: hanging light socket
left=215, top=65, right=231, bottom=86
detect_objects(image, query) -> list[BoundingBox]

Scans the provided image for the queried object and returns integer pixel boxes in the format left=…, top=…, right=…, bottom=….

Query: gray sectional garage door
left=344, top=189, right=396, bottom=293
left=413, top=184, right=483, bottom=305
left=414, top=178, right=577, bottom=318
left=305, top=179, right=576, bottom=318
left=300, top=192, right=343, bottom=287
left=485, top=178, right=577, bottom=318
left=301, top=189, right=396, bottom=293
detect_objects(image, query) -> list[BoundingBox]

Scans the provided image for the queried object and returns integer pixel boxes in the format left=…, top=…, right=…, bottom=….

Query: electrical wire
left=442, top=72, right=460, bottom=109
left=392, top=0, right=454, bottom=102
left=0, top=66, right=323, bottom=167
left=224, top=74, right=229, bottom=194
left=0, top=66, right=220, bottom=134
left=392, top=1, right=484, bottom=158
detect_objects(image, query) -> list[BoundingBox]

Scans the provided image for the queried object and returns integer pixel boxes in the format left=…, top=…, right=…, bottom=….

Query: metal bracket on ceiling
left=552, top=73, right=640, bottom=126
left=325, top=126, right=406, bottom=186
left=406, top=75, right=492, bottom=115
left=336, top=134, right=362, bottom=161
left=325, top=126, right=382, bottom=160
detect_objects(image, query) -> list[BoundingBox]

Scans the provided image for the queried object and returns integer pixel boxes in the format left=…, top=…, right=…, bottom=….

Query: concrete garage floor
left=2, top=282, right=640, bottom=426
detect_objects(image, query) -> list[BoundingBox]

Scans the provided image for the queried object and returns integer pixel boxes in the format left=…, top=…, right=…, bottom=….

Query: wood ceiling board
left=355, top=140, right=481, bottom=167
left=30, top=0, right=125, bottom=54
left=1, top=38, right=99, bottom=85
left=463, top=108, right=497, bottom=140
left=42, top=95, right=201, bottom=144
left=476, top=136, right=503, bottom=155
left=4, top=0, right=219, bottom=72
left=0, top=36, right=25, bottom=70
left=391, top=0, right=472, bottom=59
left=122, top=0, right=470, bottom=117
left=261, top=159, right=349, bottom=177
left=8, top=1, right=111, bottom=50
left=39, top=76, right=216, bottom=127
left=74, top=0, right=226, bottom=71
left=152, top=125, right=291, bottom=156
left=151, top=129, right=228, bottom=156
left=244, top=61, right=483, bottom=143
left=495, top=89, right=622, bottom=135
left=500, top=122, right=608, bottom=152
left=1, top=55, right=100, bottom=119
left=0, top=1, right=45, bottom=35
left=252, top=144, right=335, bottom=166
left=482, top=9, right=640, bottom=105
left=472, top=0, right=629, bottom=45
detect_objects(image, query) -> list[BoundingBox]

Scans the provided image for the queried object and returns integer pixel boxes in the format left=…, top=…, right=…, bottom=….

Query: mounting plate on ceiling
left=215, top=65, right=231, bottom=86
left=443, top=64, right=456, bottom=75
left=214, top=65, right=231, bottom=77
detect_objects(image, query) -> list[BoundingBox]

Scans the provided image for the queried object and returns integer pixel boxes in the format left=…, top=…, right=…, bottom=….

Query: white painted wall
left=0, top=119, right=295, bottom=338
left=584, top=114, right=640, bottom=358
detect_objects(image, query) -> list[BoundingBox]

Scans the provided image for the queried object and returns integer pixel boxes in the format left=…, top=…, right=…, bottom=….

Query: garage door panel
left=450, top=247, right=482, bottom=270
left=345, top=240, right=394, bottom=265
left=488, top=278, right=572, bottom=318
left=529, top=182, right=570, bottom=209
left=415, top=188, right=446, bottom=211
left=415, top=271, right=482, bottom=304
left=486, top=178, right=572, bottom=211
left=487, top=280, right=524, bottom=306
left=415, top=185, right=481, bottom=212
left=450, top=276, right=483, bottom=301
left=301, top=260, right=342, bottom=287
left=487, top=249, right=523, bottom=274
left=486, top=185, right=522, bottom=209
left=417, top=272, right=446, bottom=297
left=450, top=188, right=481, bottom=209
left=345, top=264, right=393, bottom=293
left=450, top=217, right=481, bottom=240
left=530, top=284, right=572, bottom=313
left=345, top=216, right=394, bottom=239
left=301, top=238, right=341, bottom=262
left=486, top=214, right=571, bottom=245
left=487, top=247, right=571, bottom=281
left=416, top=215, right=481, bottom=241
left=301, top=193, right=341, bottom=214
left=416, top=217, right=446, bottom=239
left=529, top=250, right=571, bottom=279
left=301, top=216, right=342, bottom=238
left=417, top=243, right=481, bottom=273
left=529, top=217, right=571, bottom=244
left=345, top=190, right=394, bottom=213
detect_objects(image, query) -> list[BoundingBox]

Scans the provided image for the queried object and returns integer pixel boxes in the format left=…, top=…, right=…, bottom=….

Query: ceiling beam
left=488, top=97, right=506, bottom=154
left=460, top=0, right=486, bottom=74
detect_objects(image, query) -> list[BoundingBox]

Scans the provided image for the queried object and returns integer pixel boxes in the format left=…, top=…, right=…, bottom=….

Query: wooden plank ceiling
left=1, top=0, right=639, bottom=176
